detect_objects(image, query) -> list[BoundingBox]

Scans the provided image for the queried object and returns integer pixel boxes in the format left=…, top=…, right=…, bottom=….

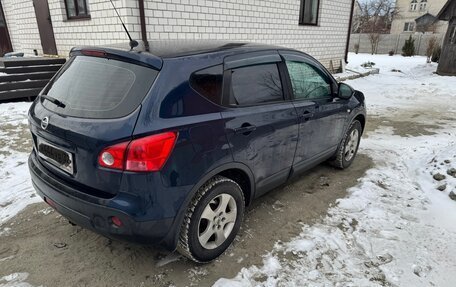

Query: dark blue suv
left=28, top=41, right=366, bottom=262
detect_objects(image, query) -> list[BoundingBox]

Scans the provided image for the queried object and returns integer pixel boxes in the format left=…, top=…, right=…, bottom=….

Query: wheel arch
left=353, top=113, right=366, bottom=134
left=162, top=162, right=255, bottom=250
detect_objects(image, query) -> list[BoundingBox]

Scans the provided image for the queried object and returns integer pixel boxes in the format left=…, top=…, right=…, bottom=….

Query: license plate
left=37, top=138, right=74, bottom=174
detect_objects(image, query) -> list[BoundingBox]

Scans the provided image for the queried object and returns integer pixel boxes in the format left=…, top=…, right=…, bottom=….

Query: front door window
left=285, top=61, right=332, bottom=100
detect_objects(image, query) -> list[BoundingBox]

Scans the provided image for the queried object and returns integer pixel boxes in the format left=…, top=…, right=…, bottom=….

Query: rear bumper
left=28, top=152, right=175, bottom=249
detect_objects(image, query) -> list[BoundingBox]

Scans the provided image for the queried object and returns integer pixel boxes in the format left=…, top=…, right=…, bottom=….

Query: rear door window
left=42, top=56, right=158, bottom=119
left=229, top=63, right=283, bottom=106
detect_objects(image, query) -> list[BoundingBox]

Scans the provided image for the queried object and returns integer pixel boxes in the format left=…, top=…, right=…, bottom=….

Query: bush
left=354, top=44, right=360, bottom=54
left=426, top=36, right=438, bottom=63
left=431, top=45, right=441, bottom=63
left=361, top=61, right=376, bottom=68
left=389, top=50, right=395, bottom=56
left=402, top=35, right=415, bottom=57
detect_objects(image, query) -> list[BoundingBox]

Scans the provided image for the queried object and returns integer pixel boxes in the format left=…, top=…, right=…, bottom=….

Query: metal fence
left=349, top=33, right=445, bottom=55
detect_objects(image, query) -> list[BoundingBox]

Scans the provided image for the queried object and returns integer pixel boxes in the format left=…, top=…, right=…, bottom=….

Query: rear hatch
left=29, top=51, right=159, bottom=198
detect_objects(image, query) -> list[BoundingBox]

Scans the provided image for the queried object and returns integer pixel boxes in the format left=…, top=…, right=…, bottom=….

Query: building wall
left=46, top=0, right=140, bottom=56
left=2, top=0, right=139, bottom=57
left=391, top=0, right=448, bottom=34
left=2, top=0, right=353, bottom=71
left=134, top=0, right=353, bottom=69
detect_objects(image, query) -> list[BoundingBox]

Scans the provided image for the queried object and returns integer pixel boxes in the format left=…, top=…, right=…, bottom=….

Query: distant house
left=415, top=12, right=438, bottom=32
left=0, top=0, right=358, bottom=72
left=390, top=0, right=448, bottom=34
left=436, top=0, right=456, bottom=76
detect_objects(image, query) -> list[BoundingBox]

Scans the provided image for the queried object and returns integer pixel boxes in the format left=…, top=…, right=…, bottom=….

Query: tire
left=330, top=120, right=362, bottom=169
left=177, top=176, right=245, bottom=263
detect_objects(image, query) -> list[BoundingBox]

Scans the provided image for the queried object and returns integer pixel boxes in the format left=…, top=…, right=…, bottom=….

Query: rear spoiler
left=70, top=46, right=163, bottom=70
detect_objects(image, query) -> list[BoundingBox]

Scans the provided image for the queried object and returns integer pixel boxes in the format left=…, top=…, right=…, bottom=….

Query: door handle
left=234, top=123, right=256, bottom=135
left=302, top=110, right=314, bottom=121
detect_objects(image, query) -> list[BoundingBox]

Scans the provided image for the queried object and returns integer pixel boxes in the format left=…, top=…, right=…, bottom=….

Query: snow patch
left=0, top=273, right=40, bottom=287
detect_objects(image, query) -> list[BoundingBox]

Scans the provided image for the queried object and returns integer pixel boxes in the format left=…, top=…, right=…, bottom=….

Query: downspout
left=345, top=0, right=356, bottom=63
left=138, top=0, right=149, bottom=51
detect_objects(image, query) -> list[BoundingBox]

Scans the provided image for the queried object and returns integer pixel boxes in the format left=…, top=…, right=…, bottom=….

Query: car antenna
left=108, top=0, right=138, bottom=51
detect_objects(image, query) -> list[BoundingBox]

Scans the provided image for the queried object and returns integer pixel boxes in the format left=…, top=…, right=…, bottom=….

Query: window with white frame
left=419, top=0, right=427, bottom=11
left=404, top=22, right=415, bottom=32
left=410, top=0, right=418, bottom=11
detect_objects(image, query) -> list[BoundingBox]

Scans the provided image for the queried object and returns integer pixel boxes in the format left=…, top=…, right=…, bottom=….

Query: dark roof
left=106, top=40, right=285, bottom=58
left=437, top=0, right=456, bottom=20
left=415, top=13, right=437, bottom=23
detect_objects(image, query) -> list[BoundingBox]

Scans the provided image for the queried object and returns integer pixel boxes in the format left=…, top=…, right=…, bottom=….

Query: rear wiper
left=40, top=94, right=66, bottom=108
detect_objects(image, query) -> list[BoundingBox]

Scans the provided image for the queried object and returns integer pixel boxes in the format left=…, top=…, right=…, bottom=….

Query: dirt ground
left=0, top=112, right=441, bottom=287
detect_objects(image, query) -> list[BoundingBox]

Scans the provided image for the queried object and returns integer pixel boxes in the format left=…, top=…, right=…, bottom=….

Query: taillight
left=98, top=142, right=129, bottom=170
left=125, top=132, right=177, bottom=172
left=98, top=132, right=177, bottom=172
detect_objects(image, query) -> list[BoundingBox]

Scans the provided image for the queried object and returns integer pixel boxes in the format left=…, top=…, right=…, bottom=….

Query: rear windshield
left=42, top=56, right=158, bottom=119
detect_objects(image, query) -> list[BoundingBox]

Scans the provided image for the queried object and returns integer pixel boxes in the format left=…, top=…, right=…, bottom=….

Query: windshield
left=42, top=56, right=158, bottom=119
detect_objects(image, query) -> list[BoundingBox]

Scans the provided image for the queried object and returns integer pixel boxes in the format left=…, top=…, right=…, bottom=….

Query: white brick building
left=0, top=0, right=355, bottom=71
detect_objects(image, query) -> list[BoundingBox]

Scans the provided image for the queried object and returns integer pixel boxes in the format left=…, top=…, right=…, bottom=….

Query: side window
left=190, top=65, right=223, bottom=105
left=230, top=63, right=283, bottom=106
left=286, top=61, right=331, bottom=100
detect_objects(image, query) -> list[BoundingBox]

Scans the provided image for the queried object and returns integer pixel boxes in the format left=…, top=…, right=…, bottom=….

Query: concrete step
left=0, top=80, right=48, bottom=92
left=0, top=64, right=62, bottom=74
left=0, top=88, right=42, bottom=101
left=0, top=72, right=55, bottom=83
left=0, top=57, right=66, bottom=68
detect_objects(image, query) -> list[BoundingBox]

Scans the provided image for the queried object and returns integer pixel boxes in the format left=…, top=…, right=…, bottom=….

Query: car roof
left=104, top=40, right=288, bottom=58
left=71, top=40, right=299, bottom=70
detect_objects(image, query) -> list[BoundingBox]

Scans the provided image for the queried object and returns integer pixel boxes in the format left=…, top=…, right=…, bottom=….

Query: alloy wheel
left=197, top=193, right=237, bottom=250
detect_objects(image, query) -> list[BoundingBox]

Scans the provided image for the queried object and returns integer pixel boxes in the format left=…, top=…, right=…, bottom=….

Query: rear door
left=221, top=51, right=299, bottom=196
left=29, top=54, right=159, bottom=197
left=280, top=51, right=348, bottom=172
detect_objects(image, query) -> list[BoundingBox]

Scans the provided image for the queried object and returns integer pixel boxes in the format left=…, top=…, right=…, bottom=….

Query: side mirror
left=338, top=83, right=354, bottom=99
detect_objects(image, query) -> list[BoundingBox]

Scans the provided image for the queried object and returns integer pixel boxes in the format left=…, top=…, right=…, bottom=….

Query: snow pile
left=346, top=53, right=430, bottom=74
left=0, top=102, right=37, bottom=225
left=215, top=126, right=456, bottom=286
left=418, top=147, right=456, bottom=201
left=0, top=273, right=40, bottom=287
left=346, top=55, right=452, bottom=117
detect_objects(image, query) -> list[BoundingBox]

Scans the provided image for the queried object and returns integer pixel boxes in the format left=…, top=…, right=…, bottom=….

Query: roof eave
left=436, top=0, right=453, bottom=21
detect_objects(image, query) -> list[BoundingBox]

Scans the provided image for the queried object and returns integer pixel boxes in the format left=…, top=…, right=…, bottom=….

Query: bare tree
left=368, top=33, right=381, bottom=55
left=356, top=0, right=399, bottom=54
left=426, top=36, right=438, bottom=63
